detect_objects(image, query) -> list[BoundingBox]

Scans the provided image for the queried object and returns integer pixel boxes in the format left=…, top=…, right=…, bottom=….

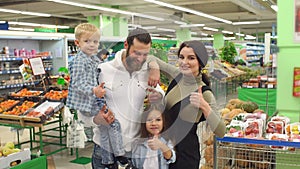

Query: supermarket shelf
left=217, top=136, right=300, bottom=148
left=0, top=67, right=52, bottom=75
left=0, top=81, right=40, bottom=90
left=0, top=56, right=52, bottom=61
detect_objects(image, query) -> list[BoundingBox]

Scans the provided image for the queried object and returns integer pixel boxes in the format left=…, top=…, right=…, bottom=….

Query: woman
left=149, top=40, right=226, bottom=169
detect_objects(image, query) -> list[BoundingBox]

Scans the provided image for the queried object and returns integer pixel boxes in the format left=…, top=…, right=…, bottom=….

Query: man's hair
left=126, top=28, right=152, bottom=48
left=74, top=23, right=100, bottom=40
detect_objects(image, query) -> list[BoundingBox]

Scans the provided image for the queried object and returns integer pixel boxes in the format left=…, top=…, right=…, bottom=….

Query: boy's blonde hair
left=74, top=23, right=100, bottom=39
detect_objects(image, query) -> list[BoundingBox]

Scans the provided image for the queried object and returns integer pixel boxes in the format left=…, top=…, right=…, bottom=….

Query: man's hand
left=93, top=82, right=106, bottom=98
left=148, top=61, right=160, bottom=87
left=93, top=105, right=115, bottom=125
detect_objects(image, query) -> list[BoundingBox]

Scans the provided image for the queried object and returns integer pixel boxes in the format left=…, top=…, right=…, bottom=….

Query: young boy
left=66, top=23, right=128, bottom=168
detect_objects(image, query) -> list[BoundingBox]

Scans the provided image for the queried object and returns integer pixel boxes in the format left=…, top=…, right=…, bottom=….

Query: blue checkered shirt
left=66, top=51, right=104, bottom=115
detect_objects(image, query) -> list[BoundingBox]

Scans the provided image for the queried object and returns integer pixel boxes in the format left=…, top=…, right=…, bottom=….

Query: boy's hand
left=94, top=82, right=106, bottom=98
left=148, top=61, right=160, bottom=87
left=93, top=105, right=115, bottom=125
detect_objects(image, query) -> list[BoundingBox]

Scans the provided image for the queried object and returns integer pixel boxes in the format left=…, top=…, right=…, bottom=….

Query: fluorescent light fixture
left=201, top=33, right=208, bottom=36
left=245, top=35, right=256, bottom=40
left=8, top=21, right=69, bottom=29
left=222, top=30, right=234, bottom=34
left=144, top=0, right=232, bottom=24
left=150, top=33, right=160, bottom=36
left=0, top=21, right=6, bottom=24
left=141, top=26, right=156, bottom=30
left=8, top=27, right=35, bottom=32
left=157, top=28, right=176, bottom=32
left=180, top=24, right=205, bottom=28
left=48, top=0, right=164, bottom=21
left=224, top=37, right=236, bottom=40
left=21, top=11, right=51, bottom=17
left=174, top=21, right=186, bottom=25
left=235, top=33, right=245, bottom=36
left=128, top=24, right=142, bottom=28
left=0, top=8, right=51, bottom=17
left=232, top=21, right=260, bottom=25
left=200, top=37, right=214, bottom=40
left=203, top=27, right=218, bottom=32
left=0, top=8, right=20, bottom=14
left=271, top=5, right=278, bottom=12
left=191, top=32, right=197, bottom=35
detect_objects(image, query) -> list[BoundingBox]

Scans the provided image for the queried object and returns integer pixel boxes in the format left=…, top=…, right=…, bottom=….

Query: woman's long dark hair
left=177, top=41, right=210, bottom=86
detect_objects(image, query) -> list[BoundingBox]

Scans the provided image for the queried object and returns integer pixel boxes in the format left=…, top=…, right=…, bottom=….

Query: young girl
left=131, top=104, right=176, bottom=169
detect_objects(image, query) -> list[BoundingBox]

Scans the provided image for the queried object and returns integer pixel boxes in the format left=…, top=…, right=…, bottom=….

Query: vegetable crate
left=214, top=137, right=300, bottom=169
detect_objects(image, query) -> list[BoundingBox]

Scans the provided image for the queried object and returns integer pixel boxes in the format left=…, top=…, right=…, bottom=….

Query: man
left=79, top=28, right=163, bottom=169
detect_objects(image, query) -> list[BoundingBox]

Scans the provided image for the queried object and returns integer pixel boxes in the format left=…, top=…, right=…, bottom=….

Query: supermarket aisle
left=0, top=91, right=238, bottom=169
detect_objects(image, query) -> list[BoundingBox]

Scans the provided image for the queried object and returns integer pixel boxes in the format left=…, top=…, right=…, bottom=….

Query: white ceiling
left=0, top=0, right=277, bottom=39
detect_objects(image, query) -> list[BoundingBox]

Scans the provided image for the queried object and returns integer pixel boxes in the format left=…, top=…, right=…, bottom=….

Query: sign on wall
left=295, top=0, right=300, bottom=42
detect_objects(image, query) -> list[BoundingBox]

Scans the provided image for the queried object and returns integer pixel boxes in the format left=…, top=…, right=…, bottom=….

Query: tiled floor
left=0, top=92, right=238, bottom=169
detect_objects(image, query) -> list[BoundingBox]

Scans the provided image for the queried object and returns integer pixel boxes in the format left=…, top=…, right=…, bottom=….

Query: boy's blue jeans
left=91, top=98, right=125, bottom=165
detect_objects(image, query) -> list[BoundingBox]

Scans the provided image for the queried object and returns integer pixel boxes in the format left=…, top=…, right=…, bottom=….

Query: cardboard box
left=0, top=148, right=31, bottom=169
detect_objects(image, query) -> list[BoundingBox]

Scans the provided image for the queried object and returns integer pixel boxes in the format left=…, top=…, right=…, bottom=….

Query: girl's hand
left=147, top=135, right=162, bottom=150
left=94, top=82, right=106, bottom=98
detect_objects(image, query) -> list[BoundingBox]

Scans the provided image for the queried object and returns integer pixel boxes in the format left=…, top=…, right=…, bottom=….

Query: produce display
left=0, top=100, right=19, bottom=113
left=44, top=89, right=68, bottom=101
left=10, top=88, right=43, bottom=97
left=222, top=98, right=299, bottom=149
left=0, top=87, right=66, bottom=124
left=0, top=142, right=20, bottom=157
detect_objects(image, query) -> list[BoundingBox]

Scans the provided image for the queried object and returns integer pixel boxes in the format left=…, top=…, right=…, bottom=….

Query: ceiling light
left=157, top=28, right=176, bottom=32
left=8, top=21, right=69, bottom=29
left=174, top=21, right=186, bottom=25
left=0, top=21, right=6, bottom=24
left=141, top=26, right=156, bottom=30
left=271, top=5, right=278, bottom=12
left=232, top=21, right=260, bottom=25
left=21, top=11, right=51, bottom=17
left=144, top=0, right=232, bottom=24
left=150, top=33, right=160, bottom=36
left=224, top=37, right=236, bottom=40
left=235, top=33, right=245, bottom=36
left=201, top=33, right=208, bottom=36
left=203, top=27, right=218, bottom=32
left=0, top=8, right=51, bottom=17
left=8, top=27, right=35, bottom=32
left=222, top=30, right=234, bottom=34
left=48, top=0, right=164, bottom=21
left=245, top=35, right=256, bottom=40
left=200, top=37, right=214, bottom=40
left=128, top=24, right=142, bottom=28
left=191, top=32, right=197, bottom=35
left=180, top=24, right=205, bottom=28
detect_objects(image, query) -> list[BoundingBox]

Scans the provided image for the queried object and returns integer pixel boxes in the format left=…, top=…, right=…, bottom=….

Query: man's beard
left=125, top=54, right=146, bottom=72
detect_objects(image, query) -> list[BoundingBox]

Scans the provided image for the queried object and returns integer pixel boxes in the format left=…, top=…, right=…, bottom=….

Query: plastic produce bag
left=66, top=118, right=87, bottom=148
